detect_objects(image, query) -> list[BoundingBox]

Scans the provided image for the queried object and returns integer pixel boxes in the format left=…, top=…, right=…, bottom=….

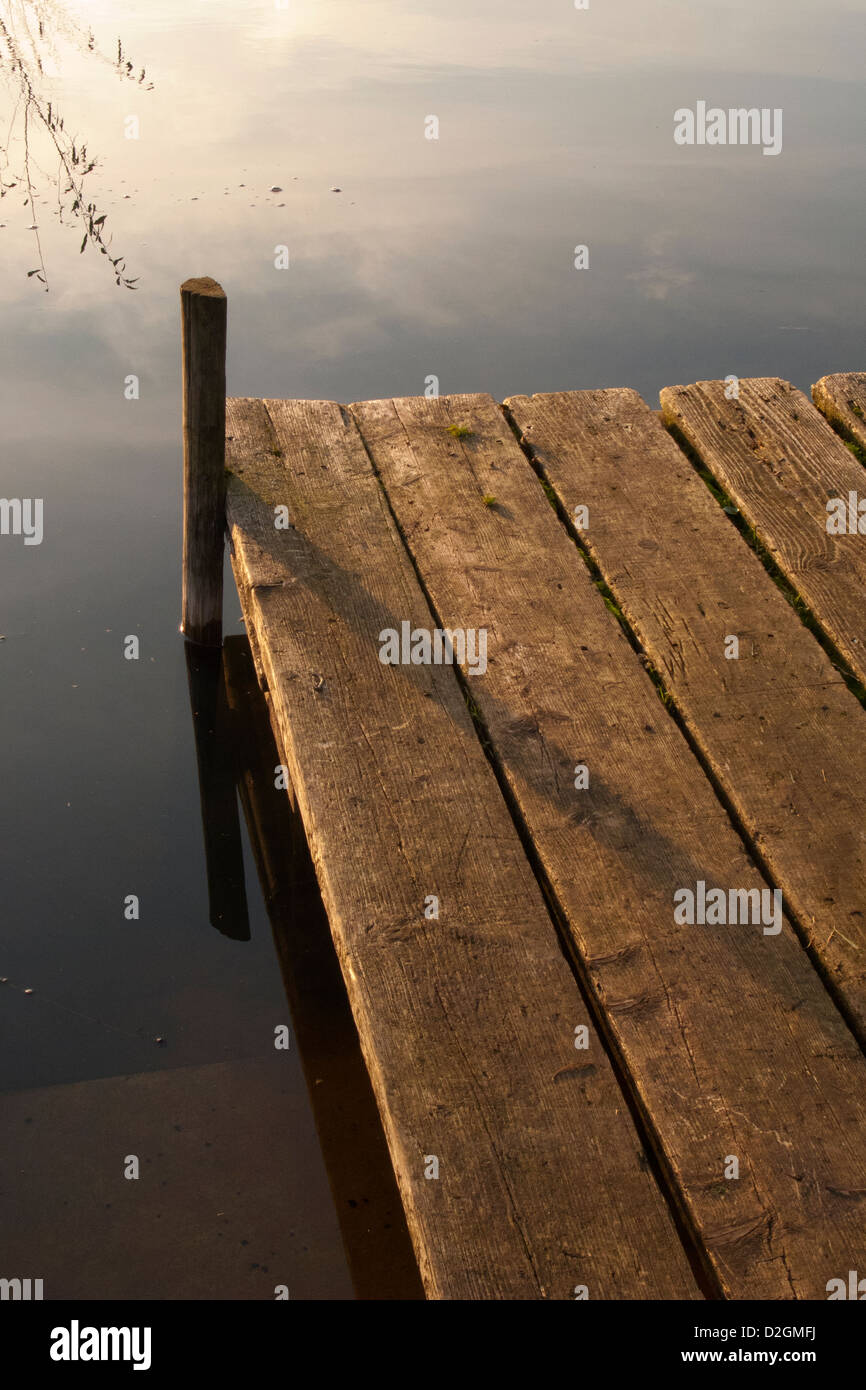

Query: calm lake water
left=1, top=0, right=864, bottom=1299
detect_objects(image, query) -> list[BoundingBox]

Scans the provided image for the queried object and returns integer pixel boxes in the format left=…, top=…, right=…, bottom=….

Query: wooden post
left=181, top=276, right=227, bottom=646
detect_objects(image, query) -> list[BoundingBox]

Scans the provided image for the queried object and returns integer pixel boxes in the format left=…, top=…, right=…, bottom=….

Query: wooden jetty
left=180, top=277, right=866, bottom=1300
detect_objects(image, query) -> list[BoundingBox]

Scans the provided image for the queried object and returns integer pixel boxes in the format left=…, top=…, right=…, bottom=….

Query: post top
left=181, top=276, right=226, bottom=298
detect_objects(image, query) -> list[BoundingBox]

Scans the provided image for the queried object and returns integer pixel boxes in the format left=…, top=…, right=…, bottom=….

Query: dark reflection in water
left=185, top=642, right=249, bottom=940
left=0, top=630, right=422, bottom=1300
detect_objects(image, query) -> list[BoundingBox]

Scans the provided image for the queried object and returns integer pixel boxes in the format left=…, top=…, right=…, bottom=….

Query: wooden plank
left=224, top=397, right=697, bottom=1301
left=659, top=376, right=866, bottom=688
left=812, top=371, right=866, bottom=454
left=221, top=636, right=426, bottom=1300
left=507, top=386, right=866, bottom=1040
left=356, top=390, right=866, bottom=1301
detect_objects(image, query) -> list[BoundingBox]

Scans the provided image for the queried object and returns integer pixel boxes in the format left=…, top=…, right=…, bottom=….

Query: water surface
left=1, top=0, right=864, bottom=1299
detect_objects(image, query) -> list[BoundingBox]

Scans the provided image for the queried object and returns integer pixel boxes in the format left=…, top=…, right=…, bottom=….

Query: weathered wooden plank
left=356, top=390, right=866, bottom=1300
left=659, top=377, right=866, bottom=688
left=224, top=397, right=697, bottom=1301
left=221, top=636, right=426, bottom=1300
left=813, top=372, right=866, bottom=454
left=506, top=386, right=866, bottom=1040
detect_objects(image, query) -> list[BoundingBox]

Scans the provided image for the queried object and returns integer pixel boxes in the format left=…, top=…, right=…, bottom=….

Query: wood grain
left=812, top=372, right=866, bottom=454
left=659, top=376, right=866, bottom=688
left=507, top=386, right=866, bottom=1040
left=356, top=390, right=866, bottom=1300
left=224, top=396, right=697, bottom=1300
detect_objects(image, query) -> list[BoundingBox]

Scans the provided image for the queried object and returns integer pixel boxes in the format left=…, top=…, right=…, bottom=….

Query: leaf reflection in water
left=0, top=1, right=152, bottom=289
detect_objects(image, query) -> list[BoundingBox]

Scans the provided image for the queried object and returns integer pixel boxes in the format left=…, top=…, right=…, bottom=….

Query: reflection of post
left=222, top=636, right=424, bottom=1300
left=185, top=641, right=250, bottom=940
